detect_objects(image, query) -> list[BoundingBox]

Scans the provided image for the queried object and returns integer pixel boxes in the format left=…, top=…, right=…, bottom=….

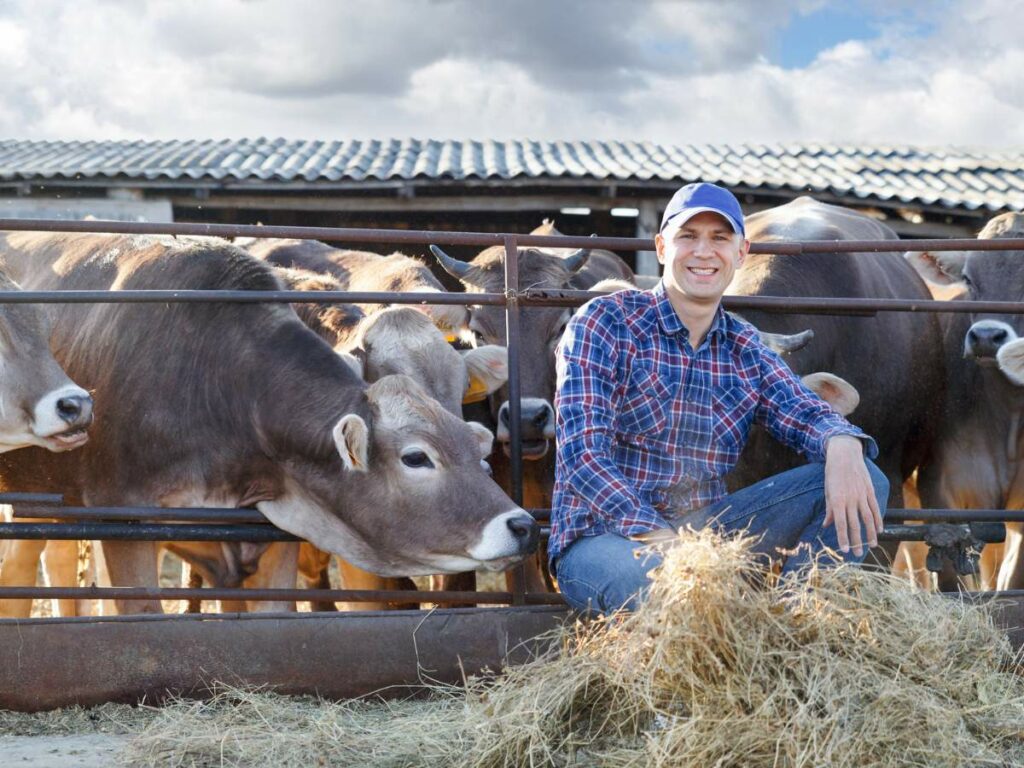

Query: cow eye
left=472, top=329, right=488, bottom=346
left=401, top=450, right=434, bottom=469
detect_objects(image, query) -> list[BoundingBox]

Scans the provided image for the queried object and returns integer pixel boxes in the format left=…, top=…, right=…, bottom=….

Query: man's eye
left=401, top=450, right=434, bottom=469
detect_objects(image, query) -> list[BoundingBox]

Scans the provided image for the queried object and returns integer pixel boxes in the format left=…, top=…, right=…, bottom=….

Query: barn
left=1, top=138, right=1022, bottom=279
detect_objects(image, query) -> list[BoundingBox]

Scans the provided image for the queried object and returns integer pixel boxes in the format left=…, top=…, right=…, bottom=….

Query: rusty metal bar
left=2, top=216, right=1023, bottom=254
left=0, top=607, right=569, bottom=712
left=0, top=585, right=566, bottom=606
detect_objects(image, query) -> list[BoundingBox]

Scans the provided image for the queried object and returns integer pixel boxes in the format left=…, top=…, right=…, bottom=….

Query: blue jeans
left=556, top=460, right=889, bottom=616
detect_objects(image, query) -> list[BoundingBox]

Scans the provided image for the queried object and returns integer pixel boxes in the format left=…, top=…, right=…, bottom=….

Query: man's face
left=655, top=211, right=749, bottom=306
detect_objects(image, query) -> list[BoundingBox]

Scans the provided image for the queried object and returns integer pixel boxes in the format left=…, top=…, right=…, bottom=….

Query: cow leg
left=41, top=539, right=82, bottom=617
left=101, top=540, right=163, bottom=614
left=0, top=539, right=46, bottom=618
left=298, top=543, right=336, bottom=612
left=338, top=558, right=417, bottom=611
left=997, top=523, right=1024, bottom=590
left=980, top=542, right=1004, bottom=591
left=243, top=542, right=299, bottom=613
left=893, top=541, right=933, bottom=590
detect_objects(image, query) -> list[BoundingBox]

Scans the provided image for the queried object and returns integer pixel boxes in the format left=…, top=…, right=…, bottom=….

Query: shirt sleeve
left=754, top=345, right=879, bottom=462
left=554, top=302, right=673, bottom=536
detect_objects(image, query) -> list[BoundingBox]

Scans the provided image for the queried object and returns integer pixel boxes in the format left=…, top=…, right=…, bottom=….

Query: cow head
left=0, top=273, right=93, bottom=452
left=269, top=374, right=538, bottom=576
left=907, top=212, right=1024, bottom=381
left=336, top=306, right=508, bottom=419
left=430, top=243, right=590, bottom=460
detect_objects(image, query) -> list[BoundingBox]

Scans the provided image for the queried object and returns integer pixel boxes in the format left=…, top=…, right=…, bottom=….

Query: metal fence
left=0, top=217, right=1020, bottom=610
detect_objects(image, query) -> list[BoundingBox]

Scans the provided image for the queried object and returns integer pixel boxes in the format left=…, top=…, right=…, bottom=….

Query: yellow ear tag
left=445, top=333, right=458, bottom=343
left=462, top=375, right=490, bottom=404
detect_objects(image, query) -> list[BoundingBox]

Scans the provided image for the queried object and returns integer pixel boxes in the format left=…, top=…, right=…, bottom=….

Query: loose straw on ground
left=120, top=530, right=1024, bottom=767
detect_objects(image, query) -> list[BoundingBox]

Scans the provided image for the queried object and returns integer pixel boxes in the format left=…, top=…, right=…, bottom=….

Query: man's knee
left=556, top=534, right=661, bottom=616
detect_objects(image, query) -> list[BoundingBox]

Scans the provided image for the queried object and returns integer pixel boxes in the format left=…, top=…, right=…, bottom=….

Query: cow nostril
left=506, top=516, right=540, bottom=553
left=56, top=397, right=81, bottom=421
left=531, top=408, right=549, bottom=429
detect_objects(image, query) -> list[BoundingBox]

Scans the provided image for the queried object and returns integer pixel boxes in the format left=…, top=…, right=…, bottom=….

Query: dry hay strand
left=121, top=530, right=1024, bottom=767
left=0, top=701, right=156, bottom=737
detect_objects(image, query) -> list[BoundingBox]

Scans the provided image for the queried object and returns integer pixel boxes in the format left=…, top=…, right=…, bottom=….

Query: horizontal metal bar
left=0, top=289, right=507, bottom=306
left=0, top=522, right=299, bottom=542
left=887, top=509, right=1024, bottom=523
left=13, top=506, right=270, bottom=524
left=0, top=492, right=64, bottom=505
left=2, top=217, right=1022, bottom=254
left=881, top=523, right=1005, bottom=543
left=0, top=585, right=565, bottom=606
left=0, top=607, right=570, bottom=712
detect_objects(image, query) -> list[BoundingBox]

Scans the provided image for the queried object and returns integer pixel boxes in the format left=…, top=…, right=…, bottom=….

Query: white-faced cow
left=727, top=197, right=944, bottom=518
left=0, top=231, right=537, bottom=616
left=907, top=212, right=1024, bottom=589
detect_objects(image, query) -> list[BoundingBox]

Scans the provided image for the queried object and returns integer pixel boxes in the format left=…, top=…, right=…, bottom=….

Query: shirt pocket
left=615, top=366, right=674, bottom=443
left=711, top=383, right=759, bottom=455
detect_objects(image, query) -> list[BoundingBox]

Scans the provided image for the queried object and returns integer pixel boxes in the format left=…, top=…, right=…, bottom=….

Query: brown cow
left=246, top=238, right=467, bottom=332
left=907, top=212, right=1024, bottom=589
left=0, top=232, right=537, bottom=615
left=727, top=197, right=943, bottom=509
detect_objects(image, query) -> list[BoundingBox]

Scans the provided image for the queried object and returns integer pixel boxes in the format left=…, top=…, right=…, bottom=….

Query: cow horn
left=562, top=247, right=591, bottom=273
left=760, top=328, right=814, bottom=354
left=429, top=245, right=472, bottom=279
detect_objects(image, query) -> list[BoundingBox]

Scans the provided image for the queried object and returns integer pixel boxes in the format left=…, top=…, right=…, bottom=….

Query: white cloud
left=0, top=0, right=1021, bottom=148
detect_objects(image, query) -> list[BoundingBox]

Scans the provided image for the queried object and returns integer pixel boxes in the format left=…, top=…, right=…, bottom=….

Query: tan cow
left=0, top=232, right=537, bottom=616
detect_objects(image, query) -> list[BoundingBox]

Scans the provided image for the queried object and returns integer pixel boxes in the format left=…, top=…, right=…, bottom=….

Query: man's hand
left=823, top=435, right=882, bottom=557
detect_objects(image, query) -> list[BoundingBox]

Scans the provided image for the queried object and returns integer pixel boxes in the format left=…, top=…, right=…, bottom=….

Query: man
left=550, top=182, right=889, bottom=616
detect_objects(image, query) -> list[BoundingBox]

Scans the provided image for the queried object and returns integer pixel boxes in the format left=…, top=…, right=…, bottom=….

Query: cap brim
left=662, top=207, right=743, bottom=235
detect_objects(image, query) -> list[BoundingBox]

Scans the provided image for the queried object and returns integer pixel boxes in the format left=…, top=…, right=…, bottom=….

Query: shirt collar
left=652, top=279, right=729, bottom=342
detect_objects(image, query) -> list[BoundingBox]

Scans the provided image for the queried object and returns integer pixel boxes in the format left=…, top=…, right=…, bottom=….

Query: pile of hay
left=122, top=531, right=1024, bottom=767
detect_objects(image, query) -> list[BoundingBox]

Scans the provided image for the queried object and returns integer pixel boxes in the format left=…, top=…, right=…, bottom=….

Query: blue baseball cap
left=660, top=182, right=745, bottom=237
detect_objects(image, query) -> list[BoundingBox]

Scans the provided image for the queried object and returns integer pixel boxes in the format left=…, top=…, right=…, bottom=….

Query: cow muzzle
left=965, top=320, right=1017, bottom=362
left=34, top=385, right=94, bottom=451
left=496, top=398, right=555, bottom=459
left=467, top=510, right=540, bottom=568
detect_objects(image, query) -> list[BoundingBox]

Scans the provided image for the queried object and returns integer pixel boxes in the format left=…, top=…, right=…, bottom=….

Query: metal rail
left=0, top=585, right=566, bottom=606
left=0, top=216, right=1021, bottom=253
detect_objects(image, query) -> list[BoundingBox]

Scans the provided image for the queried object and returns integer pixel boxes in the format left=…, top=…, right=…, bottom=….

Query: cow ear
left=905, top=250, right=968, bottom=286
left=462, top=345, right=508, bottom=404
left=997, top=338, right=1024, bottom=386
left=335, top=348, right=365, bottom=379
left=468, top=421, right=495, bottom=460
left=802, top=372, right=860, bottom=416
left=332, top=414, right=369, bottom=472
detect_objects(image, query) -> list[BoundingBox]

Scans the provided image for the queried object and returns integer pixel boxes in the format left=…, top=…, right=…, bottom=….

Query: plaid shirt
left=549, top=281, right=877, bottom=568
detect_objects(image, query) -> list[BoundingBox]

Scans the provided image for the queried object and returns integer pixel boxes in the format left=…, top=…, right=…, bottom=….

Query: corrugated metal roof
left=0, top=138, right=1022, bottom=211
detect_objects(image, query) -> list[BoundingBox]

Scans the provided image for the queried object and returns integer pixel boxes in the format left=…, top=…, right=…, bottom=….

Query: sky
left=0, top=0, right=1020, bottom=148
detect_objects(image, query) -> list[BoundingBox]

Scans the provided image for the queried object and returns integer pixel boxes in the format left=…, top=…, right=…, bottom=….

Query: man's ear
left=905, top=250, right=968, bottom=286
left=462, top=345, right=508, bottom=404
left=801, top=372, right=860, bottom=416
left=332, top=414, right=369, bottom=472
left=736, top=237, right=750, bottom=268
left=654, top=232, right=666, bottom=266
left=468, top=421, right=495, bottom=459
